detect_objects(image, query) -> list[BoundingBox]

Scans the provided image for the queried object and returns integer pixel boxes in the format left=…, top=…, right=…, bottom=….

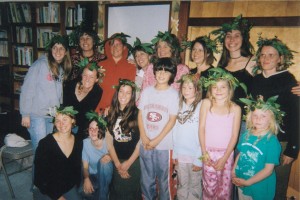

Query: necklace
left=230, top=55, right=242, bottom=59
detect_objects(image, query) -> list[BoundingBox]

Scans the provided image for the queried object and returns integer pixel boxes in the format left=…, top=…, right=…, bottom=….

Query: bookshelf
left=0, top=1, right=98, bottom=133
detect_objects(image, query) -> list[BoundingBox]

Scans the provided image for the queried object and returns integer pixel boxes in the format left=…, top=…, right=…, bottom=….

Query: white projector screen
left=107, top=3, right=171, bottom=45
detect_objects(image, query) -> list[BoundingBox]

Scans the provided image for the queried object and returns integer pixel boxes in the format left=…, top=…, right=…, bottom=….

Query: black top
left=34, top=134, right=83, bottom=199
left=190, top=65, right=214, bottom=98
left=111, top=108, right=140, bottom=160
left=63, top=80, right=103, bottom=139
left=251, top=71, right=299, bottom=159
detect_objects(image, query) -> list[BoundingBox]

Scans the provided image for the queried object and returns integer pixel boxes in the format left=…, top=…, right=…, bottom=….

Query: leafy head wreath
left=239, top=95, right=285, bottom=126
left=182, top=35, right=219, bottom=55
left=112, top=79, right=139, bottom=92
left=151, top=31, right=183, bottom=52
left=85, top=111, right=107, bottom=132
left=131, top=37, right=154, bottom=55
left=177, top=73, right=201, bottom=89
left=48, top=106, right=79, bottom=118
left=255, top=34, right=296, bottom=72
left=211, top=15, right=253, bottom=45
left=200, top=67, right=247, bottom=94
left=45, top=34, right=69, bottom=51
left=76, top=58, right=105, bottom=84
left=101, top=32, right=133, bottom=55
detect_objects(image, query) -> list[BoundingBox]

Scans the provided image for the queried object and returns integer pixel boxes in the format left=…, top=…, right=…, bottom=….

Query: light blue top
left=235, top=131, right=281, bottom=200
left=82, top=138, right=109, bottom=175
left=173, top=101, right=202, bottom=167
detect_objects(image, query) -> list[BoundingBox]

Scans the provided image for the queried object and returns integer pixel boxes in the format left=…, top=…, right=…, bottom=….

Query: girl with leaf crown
left=232, top=95, right=282, bottom=200
left=199, top=67, right=242, bottom=200
left=81, top=111, right=113, bottom=200
left=63, top=58, right=104, bottom=140
left=251, top=35, right=299, bottom=199
left=105, top=79, right=141, bottom=199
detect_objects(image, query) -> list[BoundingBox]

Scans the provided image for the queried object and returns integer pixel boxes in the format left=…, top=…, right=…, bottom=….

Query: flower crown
left=151, top=31, right=183, bottom=52
left=239, top=95, right=285, bottom=125
left=131, top=37, right=154, bottom=55
left=177, top=73, right=201, bottom=89
left=48, top=106, right=78, bottom=118
left=255, top=35, right=296, bottom=70
left=45, top=35, right=69, bottom=51
left=200, top=67, right=247, bottom=93
left=181, top=35, right=219, bottom=54
left=85, top=111, right=107, bottom=132
left=112, top=79, right=139, bottom=92
left=102, top=32, right=133, bottom=53
left=77, top=58, right=105, bottom=84
left=211, top=15, right=252, bottom=44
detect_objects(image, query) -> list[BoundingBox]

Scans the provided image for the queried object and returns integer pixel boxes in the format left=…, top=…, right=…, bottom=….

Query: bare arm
left=291, top=82, right=300, bottom=96
left=105, top=131, right=121, bottom=168
left=138, top=110, right=150, bottom=147
left=199, top=99, right=211, bottom=165
left=120, top=143, right=140, bottom=172
left=82, top=160, right=94, bottom=194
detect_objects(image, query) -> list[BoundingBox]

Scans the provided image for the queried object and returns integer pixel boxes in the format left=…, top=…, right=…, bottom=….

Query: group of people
left=19, top=15, right=299, bottom=200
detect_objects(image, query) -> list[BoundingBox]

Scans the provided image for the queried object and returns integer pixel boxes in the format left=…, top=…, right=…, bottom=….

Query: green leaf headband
left=200, top=67, right=247, bottom=94
left=211, top=15, right=252, bottom=44
left=85, top=111, right=107, bottom=132
left=77, top=58, right=106, bottom=84
left=182, top=35, right=220, bottom=55
left=177, top=73, right=201, bottom=89
left=45, top=34, right=69, bottom=51
left=56, top=106, right=78, bottom=117
left=255, top=34, right=296, bottom=70
left=151, top=31, right=183, bottom=52
left=132, top=37, right=154, bottom=55
left=112, top=79, right=139, bottom=92
left=239, top=95, right=285, bottom=125
left=101, top=32, right=133, bottom=53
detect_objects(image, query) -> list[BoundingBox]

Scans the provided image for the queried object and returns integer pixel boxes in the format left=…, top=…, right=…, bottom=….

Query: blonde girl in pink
left=199, top=67, right=244, bottom=200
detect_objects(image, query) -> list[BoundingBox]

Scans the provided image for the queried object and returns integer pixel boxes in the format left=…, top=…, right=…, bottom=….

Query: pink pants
left=202, top=147, right=233, bottom=200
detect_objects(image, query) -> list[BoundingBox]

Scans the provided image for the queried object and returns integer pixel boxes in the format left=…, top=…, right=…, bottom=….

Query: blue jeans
left=28, top=116, right=53, bottom=151
left=81, top=161, right=113, bottom=200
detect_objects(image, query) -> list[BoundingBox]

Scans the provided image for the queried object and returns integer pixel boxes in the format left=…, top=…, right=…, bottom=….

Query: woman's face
left=55, top=113, right=73, bottom=134
left=191, top=42, right=206, bottom=65
left=225, top=30, right=243, bottom=53
left=51, top=43, right=67, bottom=63
left=88, top=121, right=99, bottom=141
left=135, top=50, right=150, bottom=70
left=110, top=39, right=124, bottom=59
left=81, top=67, right=98, bottom=90
left=259, top=46, right=281, bottom=75
left=79, top=33, right=94, bottom=52
left=118, top=85, right=132, bottom=110
left=157, top=40, right=172, bottom=58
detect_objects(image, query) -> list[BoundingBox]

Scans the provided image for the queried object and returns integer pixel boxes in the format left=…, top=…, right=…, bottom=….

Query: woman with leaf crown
left=63, top=58, right=105, bottom=140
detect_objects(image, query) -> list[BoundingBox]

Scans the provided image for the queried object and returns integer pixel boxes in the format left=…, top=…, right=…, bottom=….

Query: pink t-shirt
left=205, top=111, right=235, bottom=149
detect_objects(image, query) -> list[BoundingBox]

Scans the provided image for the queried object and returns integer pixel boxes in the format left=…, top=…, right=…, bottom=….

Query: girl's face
left=211, top=80, right=230, bottom=101
left=259, top=46, right=281, bottom=75
left=182, top=82, right=196, bottom=104
left=191, top=42, right=206, bottom=65
left=81, top=68, right=98, bottom=90
left=79, top=33, right=94, bottom=52
left=135, top=50, right=150, bottom=69
left=155, top=69, right=172, bottom=85
left=55, top=114, right=73, bottom=134
left=88, top=121, right=99, bottom=141
left=110, top=39, right=124, bottom=59
left=225, top=30, right=243, bottom=53
left=52, top=43, right=67, bottom=63
left=118, top=85, right=132, bottom=110
left=157, top=40, right=172, bottom=58
left=251, top=109, right=272, bottom=132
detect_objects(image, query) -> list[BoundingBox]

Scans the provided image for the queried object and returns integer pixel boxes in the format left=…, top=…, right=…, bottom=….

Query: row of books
left=0, top=30, right=7, bottom=39
left=16, top=26, right=32, bottom=43
left=13, top=46, right=33, bottom=66
left=36, top=2, right=60, bottom=24
left=0, top=41, right=8, bottom=57
left=37, top=28, right=59, bottom=48
left=66, top=4, right=86, bottom=27
left=8, top=3, right=31, bottom=23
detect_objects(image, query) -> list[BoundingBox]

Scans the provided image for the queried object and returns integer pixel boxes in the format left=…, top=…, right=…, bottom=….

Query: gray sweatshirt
left=20, top=56, right=63, bottom=118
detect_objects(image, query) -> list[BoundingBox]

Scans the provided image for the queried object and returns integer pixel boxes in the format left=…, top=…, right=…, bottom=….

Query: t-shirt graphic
left=113, top=117, right=132, bottom=142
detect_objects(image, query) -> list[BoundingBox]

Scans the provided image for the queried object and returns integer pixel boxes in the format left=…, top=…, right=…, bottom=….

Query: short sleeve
left=82, top=140, right=89, bottom=162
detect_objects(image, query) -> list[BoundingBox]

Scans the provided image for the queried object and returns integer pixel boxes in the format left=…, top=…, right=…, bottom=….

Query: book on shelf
left=37, top=2, right=60, bottom=24
left=13, top=46, right=33, bottom=66
left=0, top=41, right=8, bottom=57
left=8, top=3, right=31, bottom=23
left=0, top=30, right=8, bottom=39
left=37, top=28, right=59, bottom=48
left=66, top=4, right=87, bottom=27
left=16, top=26, right=32, bottom=43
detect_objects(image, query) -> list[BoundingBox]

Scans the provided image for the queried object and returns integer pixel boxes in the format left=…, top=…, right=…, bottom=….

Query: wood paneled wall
left=185, top=1, right=300, bottom=194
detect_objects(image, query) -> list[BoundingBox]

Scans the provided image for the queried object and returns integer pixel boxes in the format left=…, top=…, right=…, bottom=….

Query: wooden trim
left=188, top=17, right=300, bottom=27
left=177, top=2, right=190, bottom=63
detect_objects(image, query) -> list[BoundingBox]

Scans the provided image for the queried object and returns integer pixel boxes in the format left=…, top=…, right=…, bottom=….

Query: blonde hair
left=179, top=78, right=202, bottom=113
left=206, top=79, right=234, bottom=113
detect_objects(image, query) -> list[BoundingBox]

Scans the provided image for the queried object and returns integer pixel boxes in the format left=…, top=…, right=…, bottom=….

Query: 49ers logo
left=147, top=112, right=162, bottom=122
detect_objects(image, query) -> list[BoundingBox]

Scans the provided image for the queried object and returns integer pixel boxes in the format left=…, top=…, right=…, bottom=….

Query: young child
left=232, top=95, right=282, bottom=200
left=81, top=111, right=113, bottom=200
left=138, top=57, right=179, bottom=200
left=173, top=73, right=203, bottom=200
left=199, top=67, right=242, bottom=200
